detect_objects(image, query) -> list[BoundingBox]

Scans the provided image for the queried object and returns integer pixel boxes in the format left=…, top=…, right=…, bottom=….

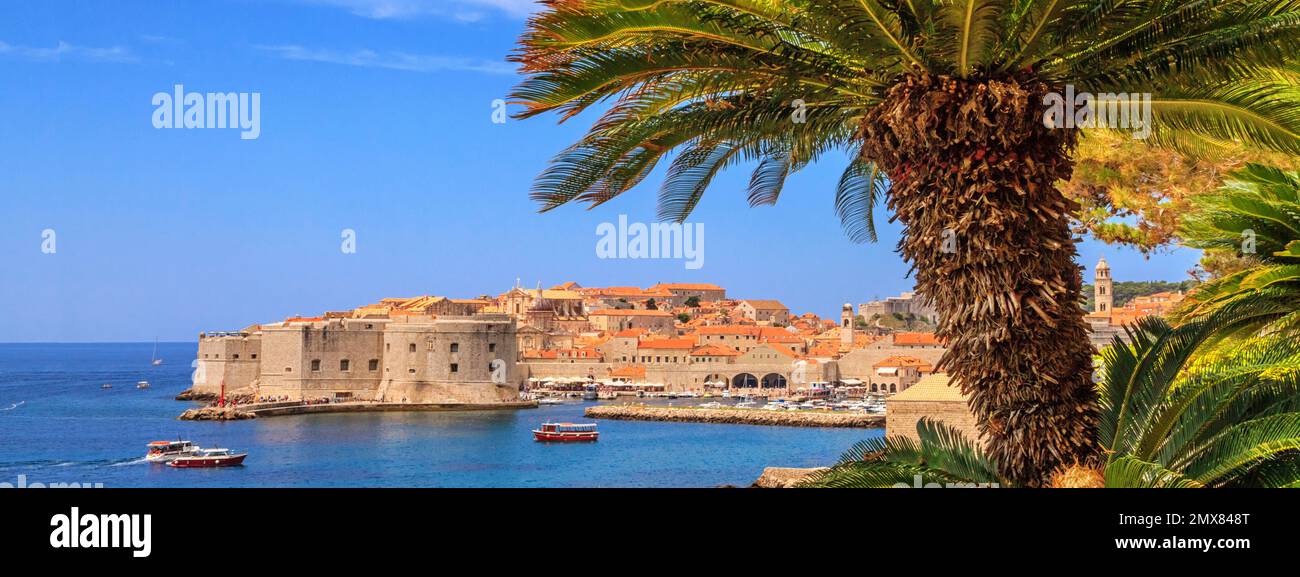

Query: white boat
left=137, top=380, right=151, bottom=390
left=736, top=401, right=756, bottom=408
left=538, top=397, right=564, bottom=405
left=101, top=383, right=112, bottom=389
left=145, top=440, right=198, bottom=463
left=699, top=401, right=723, bottom=409
left=150, top=338, right=163, bottom=366
left=721, top=391, right=732, bottom=398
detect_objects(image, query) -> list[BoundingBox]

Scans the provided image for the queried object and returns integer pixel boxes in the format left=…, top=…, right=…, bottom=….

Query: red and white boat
left=532, top=422, right=599, bottom=442
left=167, top=448, right=247, bottom=468
left=145, top=440, right=198, bottom=463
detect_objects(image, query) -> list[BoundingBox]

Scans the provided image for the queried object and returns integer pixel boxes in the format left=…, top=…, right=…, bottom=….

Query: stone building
left=737, top=300, right=790, bottom=325
left=885, top=373, right=980, bottom=447
left=588, top=308, right=676, bottom=333
left=647, top=283, right=727, bottom=306
left=193, top=313, right=521, bottom=405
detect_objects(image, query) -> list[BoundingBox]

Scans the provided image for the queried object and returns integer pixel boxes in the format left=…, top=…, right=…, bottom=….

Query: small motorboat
left=538, top=397, right=564, bottom=405
left=532, top=422, right=599, bottom=442
left=145, top=440, right=198, bottom=463
left=101, top=383, right=112, bottom=389
left=167, top=448, right=247, bottom=468
left=136, top=380, right=151, bottom=390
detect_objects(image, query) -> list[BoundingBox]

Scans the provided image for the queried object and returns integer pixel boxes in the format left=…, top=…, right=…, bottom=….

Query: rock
left=175, top=389, right=218, bottom=402
left=753, top=467, right=829, bottom=488
left=178, top=406, right=256, bottom=421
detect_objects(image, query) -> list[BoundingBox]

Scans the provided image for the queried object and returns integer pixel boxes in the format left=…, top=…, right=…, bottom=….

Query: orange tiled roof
left=893, top=332, right=942, bottom=346
left=741, top=299, right=788, bottom=310
left=609, top=365, right=646, bottom=378
left=874, top=355, right=929, bottom=369
left=650, top=283, right=724, bottom=291
left=590, top=309, right=673, bottom=317
left=284, top=316, right=323, bottom=323
left=690, top=345, right=741, bottom=357
left=612, top=328, right=649, bottom=338
left=638, top=338, right=696, bottom=350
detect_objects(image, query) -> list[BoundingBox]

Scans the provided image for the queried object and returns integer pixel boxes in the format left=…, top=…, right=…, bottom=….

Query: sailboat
left=151, top=338, right=163, bottom=366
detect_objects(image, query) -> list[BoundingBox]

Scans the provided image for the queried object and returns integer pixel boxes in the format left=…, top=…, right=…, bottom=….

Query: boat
left=581, top=384, right=599, bottom=401
left=150, top=338, right=163, bottom=366
left=538, top=397, right=564, bottom=405
left=167, top=448, right=247, bottom=468
left=736, top=401, right=756, bottom=408
left=532, top=422, right=599, bottom=442
left=101, top=383, right=112, bottom=389
left=699, top=401, right=723, bottom=408
left=145, top=440, right=198, bottom=463
left=136, top=380, right=151, bottom=390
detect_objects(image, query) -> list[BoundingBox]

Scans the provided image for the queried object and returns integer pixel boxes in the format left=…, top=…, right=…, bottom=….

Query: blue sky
left=0, top=0, right=1200, bottom=342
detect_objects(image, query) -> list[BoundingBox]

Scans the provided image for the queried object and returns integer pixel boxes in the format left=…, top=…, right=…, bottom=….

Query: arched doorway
left=761, top=373, right=787, bottom=389
left=733, top=373, right=758, bottom=388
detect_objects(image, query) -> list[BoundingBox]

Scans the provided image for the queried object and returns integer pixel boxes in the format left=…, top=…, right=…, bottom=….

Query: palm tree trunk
left=861, top=73, right=1099, bottom=487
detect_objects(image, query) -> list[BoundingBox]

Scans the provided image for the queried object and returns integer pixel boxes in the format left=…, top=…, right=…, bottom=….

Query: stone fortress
left=193, top=281, right=954, bottom=404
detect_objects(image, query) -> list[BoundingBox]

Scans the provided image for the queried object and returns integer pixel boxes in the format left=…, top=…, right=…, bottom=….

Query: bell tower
left=841, top=303, right=854, bottom=347
left=1095, top=257, right=1113, bottom=315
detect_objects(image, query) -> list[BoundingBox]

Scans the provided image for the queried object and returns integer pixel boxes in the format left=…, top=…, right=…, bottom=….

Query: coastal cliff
left=178, top=406, right=256, bottom=421
left=585, top=405, right=884, bottom=428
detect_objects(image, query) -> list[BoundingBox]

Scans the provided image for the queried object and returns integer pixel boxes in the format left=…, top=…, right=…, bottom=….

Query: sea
left=0, top=343, right=880, bottom=488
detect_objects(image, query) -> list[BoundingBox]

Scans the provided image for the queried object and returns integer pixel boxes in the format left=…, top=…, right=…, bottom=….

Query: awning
left=840, top=378, right=864, bottom=385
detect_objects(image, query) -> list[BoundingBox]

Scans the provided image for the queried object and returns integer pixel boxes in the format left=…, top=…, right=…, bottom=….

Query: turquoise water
left=0, top=343, right=880, bottom=487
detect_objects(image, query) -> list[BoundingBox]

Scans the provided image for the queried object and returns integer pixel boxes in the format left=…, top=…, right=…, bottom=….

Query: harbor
left=0, top=342, right=876, bottom=488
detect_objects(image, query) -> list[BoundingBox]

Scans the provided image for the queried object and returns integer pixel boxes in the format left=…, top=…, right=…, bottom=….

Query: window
left=409, top=343, right=416, bottom=352
left=450, top=343, right=459, bottom=353
left=311, top=359, right=321, bottom=371
left=450, top=363, right=459, bottom=373
left=408, top=368, right=416, bottom=374
left=488, top=343, right=496, bottom=353
left=340, top=359, right=350, bottom=371
left=286, top=367, right=292, bottom=373
left=385, top=343, right=390, bottom=352
left=233, top=354, right=240, bottom=359
left=251, top=354, right=258, bottom=359
left=368, top=359, right=379, bottom=371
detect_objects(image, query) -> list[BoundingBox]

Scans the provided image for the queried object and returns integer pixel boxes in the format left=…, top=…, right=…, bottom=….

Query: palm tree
left=1173, top=164, right=1300, bottom=340
left=808, top=304, right=1300, bottom=488
left=510, top=1, right=1300, bottom=486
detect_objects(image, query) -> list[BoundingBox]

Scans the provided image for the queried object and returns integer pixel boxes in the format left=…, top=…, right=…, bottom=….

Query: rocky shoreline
left=177, top=406, right=256, bottom=421
left=585, top=404, right=884, bottom=428
left=174, top=388, right=218, bottom=402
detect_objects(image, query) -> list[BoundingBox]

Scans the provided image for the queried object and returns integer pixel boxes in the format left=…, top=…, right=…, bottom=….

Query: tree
left=808, top=308, right=1300, bottom=488
left=684, top=296, right=701, bottom=308
left=510, top=0, right=1300, bottom=486
left=1173, top=164, right=1300, bottom=340
left=1062, top=131, right=1300, bottom=254
left=677, top=312, right=692, bottom=324
left=645, top=298, right=657, bottom=310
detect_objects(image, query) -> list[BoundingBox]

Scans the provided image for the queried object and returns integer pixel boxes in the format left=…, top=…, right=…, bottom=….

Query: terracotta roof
left=690, top=345, right=741, bottom=357
left=893, top=332, right=942, bottom=346
left=637, top=338, right=696, bottom=350
left=612, top=328, right=649, bottom=338
left=740, top=299, right=788, bottom=310
left=609, top=365, right=646, bottom=378
left=590, top=309, right=673, bottom=317
left=889, top=373, right=964, bottom=402
left=284, top=316, right=323, bottom=323
left=873, top=355, right=928, bottom=369
left=650, top=283, right=724, bottom=291
left=695, top=326, right=761, bottom=335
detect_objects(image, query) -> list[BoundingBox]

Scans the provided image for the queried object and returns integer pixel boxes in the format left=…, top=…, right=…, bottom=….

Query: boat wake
left=109, top=457, right=151, bottom=467
left=0, top=401, right=24, bottom=411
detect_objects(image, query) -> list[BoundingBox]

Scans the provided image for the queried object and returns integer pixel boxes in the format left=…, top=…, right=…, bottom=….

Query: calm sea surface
left=0, top=343, right=879, bottom=487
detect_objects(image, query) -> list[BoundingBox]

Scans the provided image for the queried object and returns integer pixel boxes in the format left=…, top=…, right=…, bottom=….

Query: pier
left=585, top=404, right=883, bottom=428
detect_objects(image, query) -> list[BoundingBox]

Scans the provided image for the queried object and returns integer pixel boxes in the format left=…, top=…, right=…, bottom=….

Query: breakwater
left=585, top=404, right=884, bottom=428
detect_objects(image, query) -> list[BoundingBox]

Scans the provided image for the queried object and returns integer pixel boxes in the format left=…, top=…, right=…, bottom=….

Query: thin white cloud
left=256, top=44, right=514, bottom=75
left=0, top=40, right=136, bottom=63
left=304, top=0, right=536, bottom=20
